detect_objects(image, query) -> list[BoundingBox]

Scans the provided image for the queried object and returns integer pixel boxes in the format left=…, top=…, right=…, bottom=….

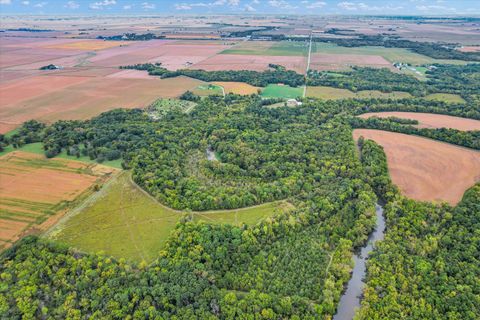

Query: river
left=333, top=203, right=385, bottom=320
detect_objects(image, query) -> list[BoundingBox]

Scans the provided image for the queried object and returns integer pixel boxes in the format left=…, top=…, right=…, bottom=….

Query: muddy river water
left=333, top=204, right=385, bottom=320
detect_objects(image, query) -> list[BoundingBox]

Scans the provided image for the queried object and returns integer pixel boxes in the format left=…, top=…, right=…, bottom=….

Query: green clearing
left=312, top=42, right=469, bottom=65
left=0, top=142, right=123, bottom=168
left=425, top=93, right=466, bottom=104
left=221, top=41, right=308, bottom=56
left=306, top=86, right=412, bottom=100
left=261, top=84, right=303, bottom=99
left=192, top=83, right=224, bottom=96
left=48, top=171, right=292, bottom=263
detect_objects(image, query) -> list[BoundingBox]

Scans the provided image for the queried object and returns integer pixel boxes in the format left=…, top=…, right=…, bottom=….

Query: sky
left=0, top=0, right=479, bottom=15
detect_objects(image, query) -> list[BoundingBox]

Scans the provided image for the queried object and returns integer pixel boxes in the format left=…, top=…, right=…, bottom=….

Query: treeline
left=309, top=64, right=480, bottom=103
left=352, top=116, right=480, bottom=150
left=310, top=34, right=480, bottom=61
left=97, top=33, right=165, bottom=41
left=308, top=67, right=426, bottom=96
left=121, top=63, right=305, bottom=87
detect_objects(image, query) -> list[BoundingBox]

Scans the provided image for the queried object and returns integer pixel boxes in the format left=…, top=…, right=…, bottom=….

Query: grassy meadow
left=48, top=171, right=292, bottom=262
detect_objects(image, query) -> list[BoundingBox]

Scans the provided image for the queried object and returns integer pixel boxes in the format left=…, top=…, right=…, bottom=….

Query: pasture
left=261, top=84, right=303, bottom=99
left=306, top=86, right=411, bottom=100
left=0, top=151, right=116, bottom=251
left=192, top=83, right=224, bottom=96
left=48, top=172, right=292, bottom=262
left=358, top=112, right=480, bottom=131
left=425, top=93, right=466, bottom=104
left=353, top=129, right=480, bottom=205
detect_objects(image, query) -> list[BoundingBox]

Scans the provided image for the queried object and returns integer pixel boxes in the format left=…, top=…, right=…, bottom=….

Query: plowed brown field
left=0, top=151, right=117, bottom=250
left=353, top=129, right=480, bottom=205
left=358, top=112, right=480, bottom=131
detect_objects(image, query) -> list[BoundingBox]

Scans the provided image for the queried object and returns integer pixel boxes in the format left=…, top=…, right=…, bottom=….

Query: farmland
left=353, top=129, right=480, bottom=205
left=425, top=93, right=466, bottom=103
left=49, top=172, right=291, bottom=262
left=0, top=151, right=116, bottom=250
left=312, top=42, right=471, bottom=65
left=359, top=112, right=480, bottom=131
left=221, top=41, right=309, bottom=56
left=213, top=81, right=260, bottom=95
left=261, top=84, right=303, bottom=98
left=306, top=86, right=412, bottom=100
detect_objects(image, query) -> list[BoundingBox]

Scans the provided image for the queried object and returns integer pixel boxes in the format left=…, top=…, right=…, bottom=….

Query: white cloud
left=123, top=4, right=132, bottom=9
left=268, top=0, right=296, bottom=9
left=306, top=1, right=326, bottom=9
left=416, top=4, right=456, bottom=12
left=89, top=0, right=116, bottom=9
left=174, top=0, right=240, bottom=10
left=245, top=3, right=256, bottom=11
left=65, top=1, right=79, bottom=9
left=338, top=1, right=402, bottom=11
left=0, top=0, right=11, bottom=4
left=34, top=1, right=47, bottom=7
left=142, top=2, right=155, bottom=9
left=22, top=1, right=30, bottom=5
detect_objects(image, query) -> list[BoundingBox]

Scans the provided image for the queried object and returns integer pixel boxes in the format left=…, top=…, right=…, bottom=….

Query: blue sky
left=0, top=0, right=479, bottom=15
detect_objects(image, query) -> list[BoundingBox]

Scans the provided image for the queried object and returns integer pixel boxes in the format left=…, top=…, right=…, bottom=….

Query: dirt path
left=303, top=33, right=313, bottom=98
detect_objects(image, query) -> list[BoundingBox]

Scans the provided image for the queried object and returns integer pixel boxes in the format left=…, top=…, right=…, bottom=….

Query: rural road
left=303, top=33, right=313, bottom=98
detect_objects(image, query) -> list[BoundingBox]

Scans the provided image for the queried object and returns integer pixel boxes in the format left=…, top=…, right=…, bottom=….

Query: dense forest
left=355, top=138, right=480, bottom=319
left=1, top=95, right=380, bottom=319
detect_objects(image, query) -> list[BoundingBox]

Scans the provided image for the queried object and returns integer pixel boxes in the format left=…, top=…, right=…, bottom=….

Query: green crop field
left=222, top=41, right=308, bottom=56
left=312, top=42, right=470, bottom=65
left=48, top=172, right=292, bottom=262
left=261, top=84, right=304, bottom=99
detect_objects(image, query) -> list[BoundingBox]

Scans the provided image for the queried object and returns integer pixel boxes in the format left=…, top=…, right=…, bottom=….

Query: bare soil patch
left=353, top=129, right=480, bottom=205
left=310, top=53, right=393, bottom=71
left=358, top=112, right=480, bottom=131
left=192, top=54, right=306, bottom=73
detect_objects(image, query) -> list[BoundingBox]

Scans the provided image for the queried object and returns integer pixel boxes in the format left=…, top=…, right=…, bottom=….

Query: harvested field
left=358, top=112, right=480, bottom=131
left=221, top=41, right=308, bottom=56
left=49, top=171, right=289, bottom=262
left=310, top=53, right=393, bottom=71
left=0, top=76, right=201, bottom=133
left=353, top=129, right=480, bottom=205
left=458, top=46, right=480, bottom=53
left=193, top=54, right=306, bottom=73
left=0, top=151, right=116, bottom=250
left=213, top=81, right=259, bottom=95
left=45, top=40, right=132, bottom=51
left=106, top=69, right=158, bottom=79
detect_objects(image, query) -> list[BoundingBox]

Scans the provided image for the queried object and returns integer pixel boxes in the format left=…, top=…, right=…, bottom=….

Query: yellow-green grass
left=221, top=41, right=308, bottom=56
left=193, top=201, right=294, bottom=225
left=306, top=86, right=412, bottom=100
left=425, top=93, right=466, bottom=104
left=0, top=142, right=123, bottom=169
left=261, top=84, right=303, bottom=99
left=312, top=43, right=470, bottom=65
left=192, top=84, right=224, bottom=96
left=48, top=171, right=292, bottom=263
